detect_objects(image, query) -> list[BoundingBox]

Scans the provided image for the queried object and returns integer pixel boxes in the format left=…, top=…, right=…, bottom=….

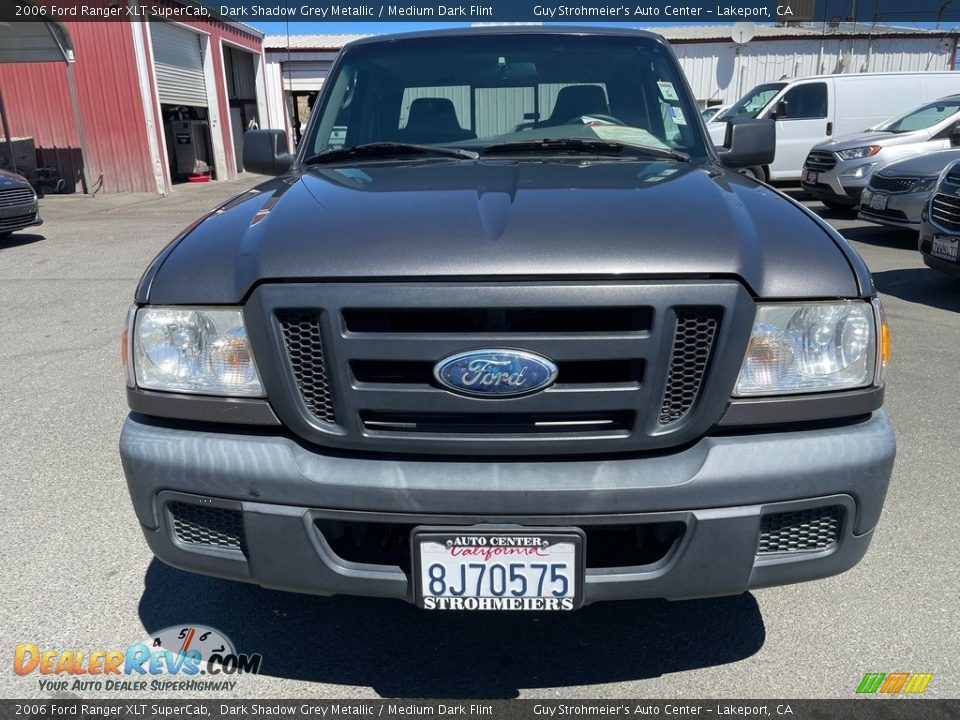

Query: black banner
left=8, top=0, right=960, bottom=23
left=1, top=701, right=960, bottom=720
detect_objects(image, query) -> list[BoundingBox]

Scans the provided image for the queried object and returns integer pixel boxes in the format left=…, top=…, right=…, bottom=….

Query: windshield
left=717, top=83, right=786, bottom=121
left=304, top=33, right=707, bottom=160
left=877, top=98, right=960, bottom=133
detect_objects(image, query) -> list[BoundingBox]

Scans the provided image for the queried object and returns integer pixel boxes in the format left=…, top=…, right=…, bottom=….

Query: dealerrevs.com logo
left=14, top=625, right=262, bottom=692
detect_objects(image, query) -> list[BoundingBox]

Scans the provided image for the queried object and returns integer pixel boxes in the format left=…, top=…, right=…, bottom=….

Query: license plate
left=869, top=193, right=889, bottom=211
left=413, top=528, right=583, bottom=611
left=932, top=235, right=960, bottom=262
left=804, top=170, right=818, bottom=184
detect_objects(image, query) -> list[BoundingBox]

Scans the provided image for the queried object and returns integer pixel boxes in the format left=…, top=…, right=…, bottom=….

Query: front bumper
left=919, top=225, right=960, bottom=277
left=0, top=200, right=42, bottom=234
left=121, top=412, right=896, bottom=605
left=801, top=160, right=872, bottom=205
left=858, top=187, right=927, bottom=229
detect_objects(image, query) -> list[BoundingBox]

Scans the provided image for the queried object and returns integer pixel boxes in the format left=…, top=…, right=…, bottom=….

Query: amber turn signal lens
left=873, top=297, right=890, bottom=384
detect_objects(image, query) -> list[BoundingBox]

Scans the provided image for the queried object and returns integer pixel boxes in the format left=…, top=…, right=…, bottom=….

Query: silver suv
left=802, top=95, right=960, bottom=210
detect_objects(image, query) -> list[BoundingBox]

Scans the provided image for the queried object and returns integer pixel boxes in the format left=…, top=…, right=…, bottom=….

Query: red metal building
left=0, top=10, right=266, bottom=194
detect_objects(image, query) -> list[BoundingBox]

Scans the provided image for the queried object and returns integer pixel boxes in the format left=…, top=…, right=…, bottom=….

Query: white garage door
left=150, top=22, right=208, bottom=107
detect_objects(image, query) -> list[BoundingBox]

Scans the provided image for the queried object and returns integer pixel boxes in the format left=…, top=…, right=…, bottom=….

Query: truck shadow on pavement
left=138, top=560, right=765, bottom=698
left=838, top=226, right=918, bottom=250
left=0, top=232, right=44, bottom=250
left=872, top=268, right=960, bottom=313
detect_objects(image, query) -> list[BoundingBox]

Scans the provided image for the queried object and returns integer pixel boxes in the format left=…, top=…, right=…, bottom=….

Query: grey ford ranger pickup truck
left=121, top=27, right=895, bottom=611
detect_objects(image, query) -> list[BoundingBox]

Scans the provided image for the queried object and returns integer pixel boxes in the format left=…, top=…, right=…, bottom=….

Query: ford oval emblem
left=433, top=349, right=559, bottom=398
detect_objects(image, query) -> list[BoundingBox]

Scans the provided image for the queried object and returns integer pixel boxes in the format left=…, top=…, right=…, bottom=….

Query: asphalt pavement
left=1, top=177, right=957, bottom=699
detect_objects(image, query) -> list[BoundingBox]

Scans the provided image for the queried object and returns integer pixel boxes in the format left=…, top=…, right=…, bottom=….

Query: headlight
left=837, top=146, right=881, bottom=160
left=132, top=307, right=264, bottom=397
left=734, top=302, right=877, bottom=396
left=840, top=163, right=875, bottom=179
left=912, top=176, right=937, bottom=193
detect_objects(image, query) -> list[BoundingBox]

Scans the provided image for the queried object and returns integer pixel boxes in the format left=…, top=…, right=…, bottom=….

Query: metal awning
left=0, top=20, right=90, bottom=192
left=0, top=21, right=73, bottom=63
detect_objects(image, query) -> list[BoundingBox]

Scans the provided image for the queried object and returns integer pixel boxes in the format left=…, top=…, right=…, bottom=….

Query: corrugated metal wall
left=672, top=36, right=957, bottom=106
left=0, top=23, right=155, bottom=193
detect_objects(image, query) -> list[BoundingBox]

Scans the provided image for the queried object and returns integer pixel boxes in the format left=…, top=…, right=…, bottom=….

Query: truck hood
left=874, top=148, right=960, bottom=178
left=815, top=129, right=929, bottom=151
left=143, top=160, right=860, bottom=304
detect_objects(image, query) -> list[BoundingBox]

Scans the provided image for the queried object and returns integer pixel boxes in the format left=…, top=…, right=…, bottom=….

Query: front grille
left=168, top=502, right=246, bottom=553
left=259, top=282, right=752, bottom=456
left=276, top=309, right=336, bottom=424
left=804, top=151, right=836, bottom=172
left=931, top=193, right=960, bottom=231
left=659, top=309, right=720, bottom=425
left=757, top=506, right=841, bottom=554
left=0, top=212, right=37, bottom=232
left=0, top=187, right=35, bottom=208
left=869, top=176, right=917, bottom=194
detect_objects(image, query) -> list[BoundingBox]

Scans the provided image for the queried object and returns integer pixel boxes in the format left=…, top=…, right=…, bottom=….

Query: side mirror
left=715, top=118, right=776, bottom=169
left=950, top=122, right=960, bottom=147
left=243, top=129, right=295, bottom=176
left=769, top=100, right=788, bottom=120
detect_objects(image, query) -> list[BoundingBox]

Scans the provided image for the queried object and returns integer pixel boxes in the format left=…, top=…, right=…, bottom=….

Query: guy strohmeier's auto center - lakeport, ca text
left=222, top=4, right=786, bottom=19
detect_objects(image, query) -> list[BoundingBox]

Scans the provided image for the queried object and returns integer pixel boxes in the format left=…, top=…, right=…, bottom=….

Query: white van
left=708, top=73, right=960, bottom=181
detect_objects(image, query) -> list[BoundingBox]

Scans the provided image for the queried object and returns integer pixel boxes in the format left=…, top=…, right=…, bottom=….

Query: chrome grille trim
left=931, top=193, right=960, bottom=231
left=804, top=151, right=836, bottom=172
left=0, top=187, right=36, bottom=208
left=868, top=176, right=917, bottom=194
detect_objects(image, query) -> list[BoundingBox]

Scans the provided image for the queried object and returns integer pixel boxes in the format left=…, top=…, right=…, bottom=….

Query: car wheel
left=821, top=199, right=857, bottom=212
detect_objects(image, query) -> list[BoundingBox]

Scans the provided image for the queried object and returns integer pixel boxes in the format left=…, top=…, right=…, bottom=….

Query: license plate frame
left=804, top=170, right=818, bottom=185
left=869, top=193, right=889, bottom=211
left=931, top=235, right=960, bottom=262
left=412, top=527, right=585, bottom=611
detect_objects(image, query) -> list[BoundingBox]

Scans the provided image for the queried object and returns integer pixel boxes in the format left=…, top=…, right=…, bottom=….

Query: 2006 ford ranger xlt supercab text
left=120, top=27, right=895, bottom=611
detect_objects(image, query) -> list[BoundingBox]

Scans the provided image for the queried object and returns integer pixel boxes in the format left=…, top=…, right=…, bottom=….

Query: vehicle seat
left=399, top=98, right=476, bottom=144
left=539, top=85, right=609, bottom=127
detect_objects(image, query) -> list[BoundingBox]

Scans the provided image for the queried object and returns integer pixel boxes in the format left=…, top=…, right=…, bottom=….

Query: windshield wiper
left=481, top=138, right=689, bottom=162
left=303, top=142, right=479, bottom=165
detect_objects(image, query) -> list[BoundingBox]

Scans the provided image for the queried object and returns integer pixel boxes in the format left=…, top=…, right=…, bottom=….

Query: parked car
left=859, top=149, right=960, bottom=229
left=711, top=73, right=960, bottom=182
left=120, top=27, right=894, bottom=611
left=919, top=158, right=960, bottom=277
left=803, top=95, right=960, bottom=209
left=700, top=104, right=729, bottom=124
left=0, top=168, right=42, bottom=237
